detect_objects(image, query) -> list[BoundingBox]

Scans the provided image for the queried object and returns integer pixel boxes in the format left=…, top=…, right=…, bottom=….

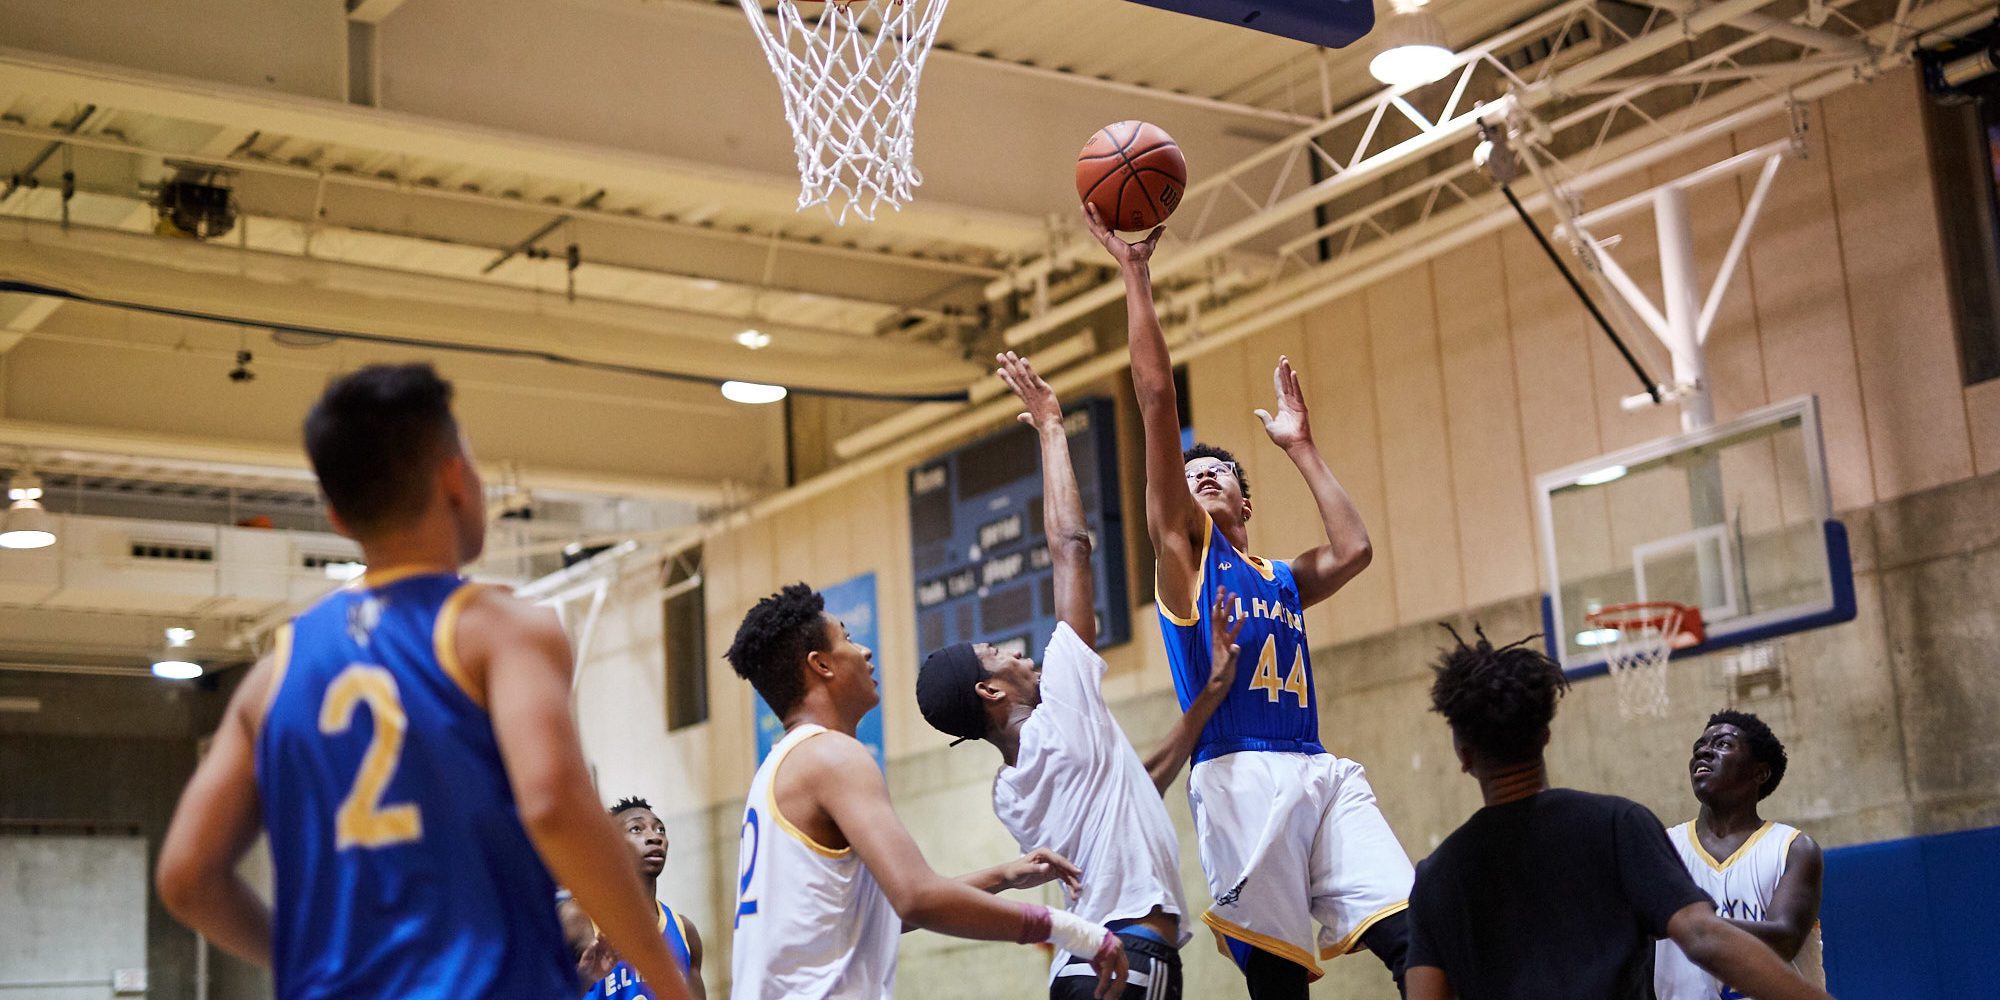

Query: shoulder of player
left=1782, top=828, right=1823, bottom=863
left=789, top=727, right=879, bottom=775
left=229, top=647, right=286, bottom=735
left=453, top=584, right=564, bottom=644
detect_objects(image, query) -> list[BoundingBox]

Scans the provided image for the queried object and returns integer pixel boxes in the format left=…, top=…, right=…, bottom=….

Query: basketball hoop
left=1585, top=602, right=1704, bottom=719
left=738, top=0, right=950, bottom=224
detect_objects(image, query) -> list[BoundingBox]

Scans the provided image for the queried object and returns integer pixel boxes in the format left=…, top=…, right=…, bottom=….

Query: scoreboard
left=908, top=396, right=1130, bottom=662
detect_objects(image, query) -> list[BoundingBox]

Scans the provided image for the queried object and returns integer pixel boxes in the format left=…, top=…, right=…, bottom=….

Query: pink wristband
left=1017, top=903, right=1052, bottom=945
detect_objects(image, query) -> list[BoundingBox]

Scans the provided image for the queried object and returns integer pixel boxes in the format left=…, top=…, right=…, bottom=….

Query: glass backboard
left=1535, top=395, right=1856, bottom=676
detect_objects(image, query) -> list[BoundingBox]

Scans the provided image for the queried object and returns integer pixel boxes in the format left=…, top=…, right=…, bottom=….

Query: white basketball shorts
left=1187, top=751, right=1413, bottom=980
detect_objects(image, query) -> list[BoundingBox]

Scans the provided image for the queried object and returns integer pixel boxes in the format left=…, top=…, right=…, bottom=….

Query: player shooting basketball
left=1084, top=204, right=1415, bottom=999
left=155, top=364, right=694, bottom=1000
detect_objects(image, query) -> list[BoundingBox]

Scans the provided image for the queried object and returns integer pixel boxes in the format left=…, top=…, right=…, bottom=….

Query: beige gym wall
left=569, top=66, right=2000, bottom=999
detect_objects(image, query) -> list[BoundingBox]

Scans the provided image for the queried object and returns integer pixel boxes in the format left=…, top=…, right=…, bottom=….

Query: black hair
left=608, top=796, right=653, bottom=816
left=1428, top=623, right=1569, bottom=764
left=303, top=364, right=461, bottom=536
left=724, top=583, right=830, bottom=719
left=1183, top=442, right=1250, bottom=501
left=1705, top=709, right=1789, bottom=799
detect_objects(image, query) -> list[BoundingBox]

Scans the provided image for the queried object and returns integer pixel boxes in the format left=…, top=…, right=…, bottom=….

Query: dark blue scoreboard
left=909, top=397, right=1130, bottom=662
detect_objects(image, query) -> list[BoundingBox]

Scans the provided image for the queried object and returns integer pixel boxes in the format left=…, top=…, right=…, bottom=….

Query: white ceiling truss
left=775, top=0, right=1987, bottom=532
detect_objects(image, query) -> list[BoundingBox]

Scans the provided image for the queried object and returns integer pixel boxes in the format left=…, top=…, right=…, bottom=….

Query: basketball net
left=1588, top=602, right=1699, bottom=719
left=738, top=0, right=949, bottom=224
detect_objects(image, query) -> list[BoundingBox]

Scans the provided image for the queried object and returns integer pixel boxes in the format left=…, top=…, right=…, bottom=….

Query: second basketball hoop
left=739, top=0, right=951, bottom=224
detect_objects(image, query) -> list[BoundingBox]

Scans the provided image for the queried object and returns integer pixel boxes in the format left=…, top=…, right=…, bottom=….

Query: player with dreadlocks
left=1404, top=626, right=1835, bottom=1000
left=1655, top=711, right=1825, bottom=999
left=563, top=796, right=706, bottom=999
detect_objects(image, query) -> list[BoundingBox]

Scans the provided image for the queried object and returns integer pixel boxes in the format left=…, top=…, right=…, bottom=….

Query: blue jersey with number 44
left=1159, top=518, right=1325, bottom=764
left=254, top=569, right=571, bottom=1000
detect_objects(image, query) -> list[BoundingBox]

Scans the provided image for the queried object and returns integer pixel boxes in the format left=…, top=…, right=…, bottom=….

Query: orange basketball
left=1076, top=121, right=1187, bottom=232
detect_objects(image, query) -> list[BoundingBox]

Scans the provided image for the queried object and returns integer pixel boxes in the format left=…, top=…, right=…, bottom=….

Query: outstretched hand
left=578, top=933, right=618, bottom=984
left=1003, top=847, right=1084, bottom=901
left=1206, top=587, right=1244, bottom=696
left=1254, top=355, right=1313, bottom=450
left=996, top=351, right=1062, bottom=431
left=1081, top=203, right=1164, bottom=268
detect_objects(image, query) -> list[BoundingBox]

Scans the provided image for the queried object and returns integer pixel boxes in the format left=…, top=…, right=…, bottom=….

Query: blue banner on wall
left=754, top=572, right=886, bottom=771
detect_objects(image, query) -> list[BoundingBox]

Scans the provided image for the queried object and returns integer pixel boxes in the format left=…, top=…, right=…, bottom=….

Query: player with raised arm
left=724, top=582, right=1129, bottom=1000
left=1655, top=711, right=1825, bottom=1000
left=912, top=352, right=1243, bottom=999
left=1085, top=205, right=1414, bottom=998
left=565, top=796, right=708, bottom=1000
left=1405, top=628, right=1835, bottom=1000
left=155, top=364, right=694, bottom=1000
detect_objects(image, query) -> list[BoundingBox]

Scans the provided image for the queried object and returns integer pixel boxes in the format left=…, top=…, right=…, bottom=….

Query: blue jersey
left=255, top=569, right=571, bottom=1000
left=583, top=901, right=694, bottom=1000
left=1159, top=519, right=1324, bottom=764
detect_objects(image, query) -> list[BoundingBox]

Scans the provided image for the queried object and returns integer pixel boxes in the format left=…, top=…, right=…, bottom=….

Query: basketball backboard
left=1535, top=395, right=1856, bottom=677
left=1121, top=0, right=1375, bottom=49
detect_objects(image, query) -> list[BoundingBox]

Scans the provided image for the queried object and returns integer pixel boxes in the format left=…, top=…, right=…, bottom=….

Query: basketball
left=1076, top=121, right=1188, bottom=232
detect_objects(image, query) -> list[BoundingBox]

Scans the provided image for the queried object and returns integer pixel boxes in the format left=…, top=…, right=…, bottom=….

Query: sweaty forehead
left=1701, top=724, right=1744, bottom=742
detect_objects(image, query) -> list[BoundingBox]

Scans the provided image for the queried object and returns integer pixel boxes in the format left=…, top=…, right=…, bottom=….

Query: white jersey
left=993, top=623, right=1190, bottom=979
left=1655, top=820, right=1825, bottom=1000
left=731, top=724, right=901, bottom=1000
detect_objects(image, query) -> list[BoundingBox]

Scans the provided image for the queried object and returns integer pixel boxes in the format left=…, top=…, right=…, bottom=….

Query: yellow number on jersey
left=1282, top=646, right=1310, bottom=706
left=1248, top=641, right=1283, bottom=703
left=320, top=665, right=424, bottom=849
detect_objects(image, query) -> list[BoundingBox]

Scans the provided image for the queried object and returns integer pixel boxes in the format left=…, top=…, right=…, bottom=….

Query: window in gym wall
left=663, top=547, right=708, bottom=730
left=1922, top=70, right=2000, bottom=385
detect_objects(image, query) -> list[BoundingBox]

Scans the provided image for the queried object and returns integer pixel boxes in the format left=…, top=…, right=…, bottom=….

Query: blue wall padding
left=1820, top=825, right=2000, bottom=998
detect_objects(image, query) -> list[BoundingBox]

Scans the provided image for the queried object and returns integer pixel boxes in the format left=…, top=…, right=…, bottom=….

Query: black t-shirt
left=1406, top=788, right=1712, bottom=1000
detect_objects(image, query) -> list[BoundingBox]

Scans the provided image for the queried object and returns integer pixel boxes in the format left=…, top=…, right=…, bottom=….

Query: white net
left=738, top=0, right=950, bottom=224
left=1596, top=604, right=1686, bottom=719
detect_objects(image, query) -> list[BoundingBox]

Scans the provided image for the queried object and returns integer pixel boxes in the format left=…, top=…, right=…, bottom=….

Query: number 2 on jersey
left=1246, top=642, right=1310, bottom=707
left=319, top=664, right=424, bottom=849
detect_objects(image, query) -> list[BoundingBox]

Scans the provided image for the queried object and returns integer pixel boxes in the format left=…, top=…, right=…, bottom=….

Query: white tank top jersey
left=992, top=622, right=1191, bottom=980
left=1655, top=820, right=1826, bottom=1000
left=731, top=724, right=902, bottom=1000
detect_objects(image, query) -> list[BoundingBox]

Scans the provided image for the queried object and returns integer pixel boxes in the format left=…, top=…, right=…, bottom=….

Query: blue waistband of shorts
left=1106, top=921, right=1169, bottom=946
left=1192, top=737, right=1328, bottom=765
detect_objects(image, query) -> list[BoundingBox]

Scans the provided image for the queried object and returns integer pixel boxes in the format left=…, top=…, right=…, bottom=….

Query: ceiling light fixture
left=321, top=560, right=367, bottom=581
left=721, top=380, right=788, bottom=405
left=736, top=329, right=773, bottom=350
left=1, top=471, right=56, bottom=550
left=152, top=626, right=203, bottom=680
left=1576, top=464, right=1629, bottom=487
left=1369, top=2, right=1457, bottom=87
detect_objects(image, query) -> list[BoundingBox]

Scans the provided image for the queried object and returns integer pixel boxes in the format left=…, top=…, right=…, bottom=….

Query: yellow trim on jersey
left=656, top=900, right=671, bottom=932
left=1202, top=910, right=1325, bottom=982
left=1318, top=899, right=1409, bottom=959
left=1687, top=819, right=1776, bottom=873
left=1157, top=518, right=1214, bottom=627
left=253, top=622, right=296, bottom=735
left=358, top=563, right=455, bottom=590
left=261, top=623, right=295, bottom=717
left=1241, top=553, right=1278, bottom=582
left=433, top=582, right=490, bottom=710
left=767, top=728, right=854, bottom=859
